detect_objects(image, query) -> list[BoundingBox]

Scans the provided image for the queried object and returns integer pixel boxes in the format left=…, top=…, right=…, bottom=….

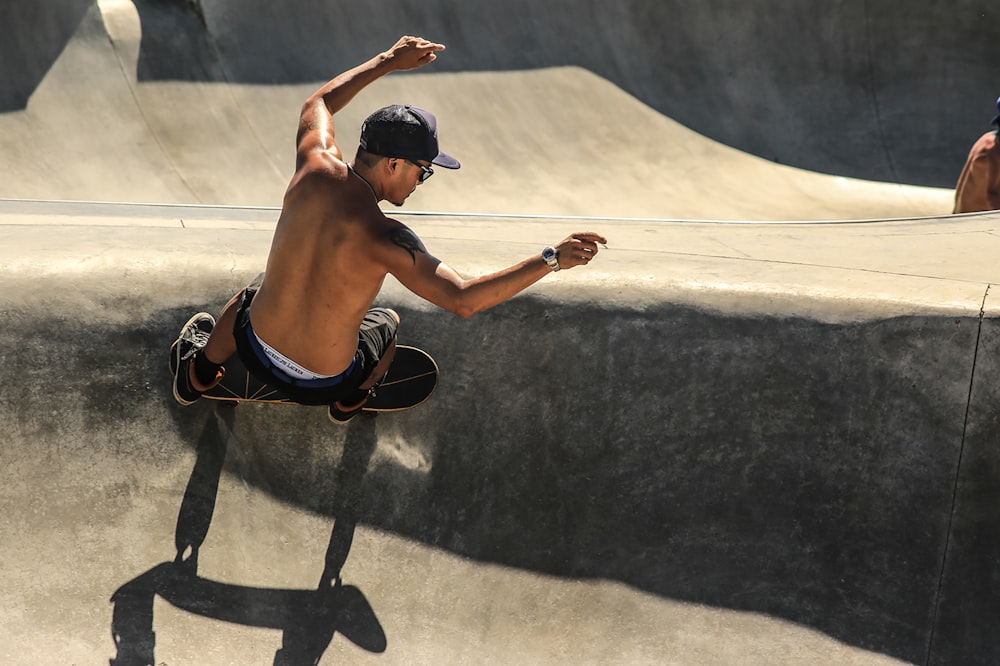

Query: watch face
left=542, top=247, right=560, bottom=270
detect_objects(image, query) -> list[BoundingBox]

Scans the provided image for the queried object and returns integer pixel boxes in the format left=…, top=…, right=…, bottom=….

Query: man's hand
left=554, top=232, right=608, bottom=269
left=384, top=36, right=446, bottom=71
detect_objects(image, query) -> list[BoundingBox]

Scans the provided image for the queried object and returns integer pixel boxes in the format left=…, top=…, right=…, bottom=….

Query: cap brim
left=432, top=151, right=461, bottom=169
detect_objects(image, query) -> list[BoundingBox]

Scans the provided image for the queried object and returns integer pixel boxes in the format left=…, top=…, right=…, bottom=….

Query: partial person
left=953, top=96, right=1000, bottom=214
left=171, top=35, right=607, bottom=423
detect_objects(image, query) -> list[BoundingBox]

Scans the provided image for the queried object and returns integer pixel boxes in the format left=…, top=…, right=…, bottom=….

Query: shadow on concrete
left=132, top=0, right=225, bottom=83
left=125, top=297, right=984, bottom=665
left=929, top=314, right=1000, bottom=664
left=0, top=0, right=92, bottom=111
left=0, top=277, right=977, bottom=664
left=110, top=403, right=386, bottom=664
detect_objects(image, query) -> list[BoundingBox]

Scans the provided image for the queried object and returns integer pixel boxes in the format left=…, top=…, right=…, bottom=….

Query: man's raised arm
left=295, top=36, right=446, bottom=165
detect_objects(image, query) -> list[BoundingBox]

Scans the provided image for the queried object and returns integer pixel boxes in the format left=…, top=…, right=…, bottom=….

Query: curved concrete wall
left=2, top=0, right=989, bottom=218
left=197, top=0, right=1000, bottom=187
left=3, top=203, right=1000, bottom=663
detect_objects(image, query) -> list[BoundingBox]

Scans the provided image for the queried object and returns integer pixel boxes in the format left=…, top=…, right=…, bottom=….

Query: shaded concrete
left=931, top=299, right=1000, bottom=664
left=0, top=0, right=92, bottom=111
left=196, top=0, right=1000, bottom=187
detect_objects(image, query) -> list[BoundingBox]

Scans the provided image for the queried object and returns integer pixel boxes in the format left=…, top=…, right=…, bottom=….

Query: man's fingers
left=569, top=232, right=608, bottom=247
left=390, top=37, right=446, bottom=69
left=406, top=36, right=446, bottom=52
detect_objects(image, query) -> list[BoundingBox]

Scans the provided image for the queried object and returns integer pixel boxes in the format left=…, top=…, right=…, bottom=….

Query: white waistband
left=253, top=331, right=340, bottom=380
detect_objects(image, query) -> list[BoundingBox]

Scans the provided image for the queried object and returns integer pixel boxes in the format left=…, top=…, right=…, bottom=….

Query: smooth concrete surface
left=3, top=1, right=1000, bottom=665
left=4, top=203, right=1000, bottom=665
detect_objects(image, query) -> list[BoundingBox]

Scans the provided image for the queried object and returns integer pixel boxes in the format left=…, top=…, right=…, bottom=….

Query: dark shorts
left=232, top=273, right=398, bottom=406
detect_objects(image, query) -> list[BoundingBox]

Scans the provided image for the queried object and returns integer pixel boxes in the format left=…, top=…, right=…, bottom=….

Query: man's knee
left=366, top=307, right=400, bottom=329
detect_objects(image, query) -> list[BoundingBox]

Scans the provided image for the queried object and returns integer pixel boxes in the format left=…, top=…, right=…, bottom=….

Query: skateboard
left=203, top=345, right=437, bottom=411
left=170, top=314, right=437, bottom=413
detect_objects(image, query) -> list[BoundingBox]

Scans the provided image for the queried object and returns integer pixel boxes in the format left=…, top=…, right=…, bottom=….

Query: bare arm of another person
left=379, top=227, right=609, bottom=319
left=954, top=143, right=992, bottom=214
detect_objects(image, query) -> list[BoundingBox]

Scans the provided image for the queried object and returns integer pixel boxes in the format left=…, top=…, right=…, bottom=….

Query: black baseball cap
left=359, top=104, right=460, bottom=169
left=993, top=95, right=1000, bottom=126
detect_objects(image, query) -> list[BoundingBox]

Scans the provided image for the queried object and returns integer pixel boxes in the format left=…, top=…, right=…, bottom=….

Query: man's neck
left=350, top=163, right=381, bottom=202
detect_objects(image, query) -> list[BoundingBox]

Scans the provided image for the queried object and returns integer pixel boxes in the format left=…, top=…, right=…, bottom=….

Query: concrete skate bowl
left=1, top=0, right=997, bottom=216
left=3, top=0, right=1000, bottom=664
left=5, top=207, right=1000, bottom=664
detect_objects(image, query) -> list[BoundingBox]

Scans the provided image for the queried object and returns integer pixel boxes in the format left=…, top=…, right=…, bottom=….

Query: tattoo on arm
left=391, top=228, right=426, bottom=264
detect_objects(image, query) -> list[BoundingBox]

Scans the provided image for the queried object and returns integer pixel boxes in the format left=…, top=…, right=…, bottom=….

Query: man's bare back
left=173, top=35, right=607, bottom=414
left=250, top=164, right=401, bottom=376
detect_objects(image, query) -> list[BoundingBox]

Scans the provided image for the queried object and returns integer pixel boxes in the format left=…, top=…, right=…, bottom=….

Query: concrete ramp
left=193, top=0, right=999, bottom=187
left=4, top=202, right=1000, bottom=664
left=5, top=0, right=996, bottom=218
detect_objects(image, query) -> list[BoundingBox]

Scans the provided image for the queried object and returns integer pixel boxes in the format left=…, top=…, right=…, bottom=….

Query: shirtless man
left=172, top=35, right=607, bottom=423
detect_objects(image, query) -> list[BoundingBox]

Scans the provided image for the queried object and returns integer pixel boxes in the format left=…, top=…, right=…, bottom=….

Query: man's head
left=359, top=105, right=461, bottom=169
left=992, top=96, right=1000, bottom=127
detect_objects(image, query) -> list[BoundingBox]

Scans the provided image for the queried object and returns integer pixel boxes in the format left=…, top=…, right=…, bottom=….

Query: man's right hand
left=384, top=36, right=446, bottom=71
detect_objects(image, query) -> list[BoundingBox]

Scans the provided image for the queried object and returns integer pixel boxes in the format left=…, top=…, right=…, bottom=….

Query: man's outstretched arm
left=383, top=229, right=609, bottom=319
left=295, top=36, right=445, bottom=166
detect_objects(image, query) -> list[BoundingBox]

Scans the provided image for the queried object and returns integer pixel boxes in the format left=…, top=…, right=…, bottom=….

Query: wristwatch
left=541, top=246, right=561, bottom=272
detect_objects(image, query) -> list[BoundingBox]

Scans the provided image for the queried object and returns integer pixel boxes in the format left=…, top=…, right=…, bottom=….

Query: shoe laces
left=180, top=320, right=213, bottom=360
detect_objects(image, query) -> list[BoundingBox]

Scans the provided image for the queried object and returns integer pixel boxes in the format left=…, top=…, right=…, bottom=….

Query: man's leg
left=172, top=291, right=242, bottom=405
left=328, top=308, right=399, bottom=424
left=174, top=272, right=268, bottom=406
left=202, top=291, right=241, bottom=366
left=345, top=336, right=398, bottom=398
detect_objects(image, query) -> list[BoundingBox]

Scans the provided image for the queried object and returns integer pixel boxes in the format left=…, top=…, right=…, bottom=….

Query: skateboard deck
left=203, top=345, right=437, bottom=412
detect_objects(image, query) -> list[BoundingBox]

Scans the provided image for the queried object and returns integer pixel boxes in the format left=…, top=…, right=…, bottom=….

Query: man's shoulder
left=296, top=155, right=350, bottom=186
left=287, top=162, right=364, bottom=207
left=373, top=213, right=414, bottom=234
left=974, top=131, right=998, bottom=149
left=966, top=133, right=1000, bottom=163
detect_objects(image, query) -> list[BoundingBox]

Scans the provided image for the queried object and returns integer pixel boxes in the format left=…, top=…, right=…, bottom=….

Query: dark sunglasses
left=407, top=160, right=434, bottom=182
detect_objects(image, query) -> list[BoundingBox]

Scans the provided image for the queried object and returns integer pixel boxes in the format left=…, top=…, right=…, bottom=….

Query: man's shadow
left=109, top=408, right=386, bottom=665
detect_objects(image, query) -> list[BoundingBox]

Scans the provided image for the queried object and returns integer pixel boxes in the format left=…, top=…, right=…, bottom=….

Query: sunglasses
left=407, top=160, right=434, bottom=183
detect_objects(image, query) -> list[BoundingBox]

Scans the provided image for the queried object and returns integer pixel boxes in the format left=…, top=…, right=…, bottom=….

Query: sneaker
left=171, top=312, right=218, bottom=406
left=328, top=344, right=396, bottom=425
left=327, top=366, right=392, bottom=424
left=328, top=392, right=369, bottom=425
